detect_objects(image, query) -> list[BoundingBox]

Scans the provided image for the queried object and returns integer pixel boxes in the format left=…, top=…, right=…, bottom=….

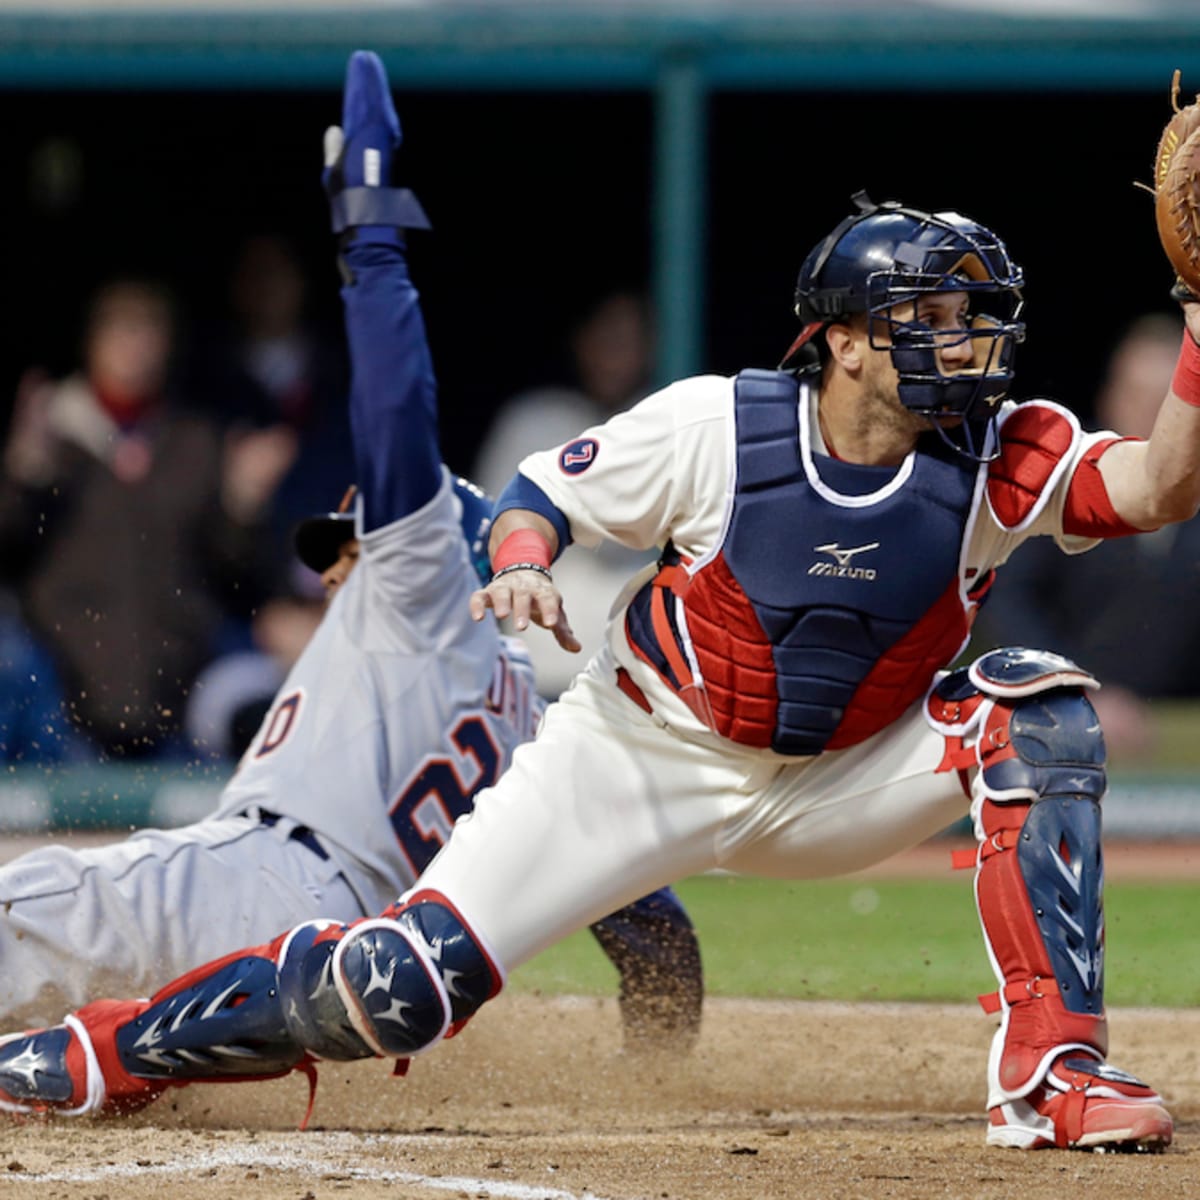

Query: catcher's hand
left=1154, top=70, right=1200, bottom=301
left=470, top=570, right=581, bottom=653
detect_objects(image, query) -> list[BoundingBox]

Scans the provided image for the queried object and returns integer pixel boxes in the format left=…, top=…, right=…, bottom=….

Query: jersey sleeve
left=340, top=240, right=442, bottom=533
left=515, top=375, right=733, bottom=554
left=345, top=468, right=481, bottom=652
left=1060, top=436, right=1146, bottom=538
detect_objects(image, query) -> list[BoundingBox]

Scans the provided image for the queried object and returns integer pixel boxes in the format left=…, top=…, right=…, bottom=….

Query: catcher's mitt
left=1154, top=70, right=1200, bottom=300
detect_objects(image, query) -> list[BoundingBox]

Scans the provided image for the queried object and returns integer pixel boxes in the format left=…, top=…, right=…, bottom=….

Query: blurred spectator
left=0, top=588, right=83, bottom=764
left=0, top=278, right=287, bottom=760
left=192, top=233, right=353, bottom=563
left=472, top=289, right=658, bottom=697
left=971, top=312, right=1197, bottom=761
left=472, top=289, right=655, bottom=495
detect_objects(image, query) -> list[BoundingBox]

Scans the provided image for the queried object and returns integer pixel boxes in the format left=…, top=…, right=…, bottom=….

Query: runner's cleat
left=323, top=50, right=429, bottom=237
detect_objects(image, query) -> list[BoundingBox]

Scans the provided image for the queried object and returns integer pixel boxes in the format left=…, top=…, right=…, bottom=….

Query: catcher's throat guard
left=790, top=194, right=1025, bottom=462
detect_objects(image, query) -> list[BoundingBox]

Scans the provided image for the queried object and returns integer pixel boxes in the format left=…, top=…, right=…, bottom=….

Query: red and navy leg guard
left=930, top=656, right=1169, bottom=1149
left=929, top=651, right=1111, bottom=1092
left=0, top=933, right=311, bottom=1120
left=0, top=892, right=504, bottom=1122
left=116, top=931, right=313, bottom=1083
left=974, top=787, right=1108, bottom=1095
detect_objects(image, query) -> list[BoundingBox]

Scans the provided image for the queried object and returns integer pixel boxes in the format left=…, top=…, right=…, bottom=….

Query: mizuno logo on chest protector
left=809, top=541, right=880, bottom=579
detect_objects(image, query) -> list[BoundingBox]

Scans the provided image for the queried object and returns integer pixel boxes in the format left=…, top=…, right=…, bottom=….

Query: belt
left=259, top=811, right=330, bottom=861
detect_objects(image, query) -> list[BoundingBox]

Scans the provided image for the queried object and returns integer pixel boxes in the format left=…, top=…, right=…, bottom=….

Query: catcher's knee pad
left=927, top=647, right=1106, bottom=809
left=927, top=648, right=1110, bottom=1101
left=286, top=890, right=504, bottom=1061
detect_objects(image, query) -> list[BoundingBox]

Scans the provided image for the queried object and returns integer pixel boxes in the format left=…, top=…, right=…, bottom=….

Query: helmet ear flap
left=778, top=322, right=826, bottom=372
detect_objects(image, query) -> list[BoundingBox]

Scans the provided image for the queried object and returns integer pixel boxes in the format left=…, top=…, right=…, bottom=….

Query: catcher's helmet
left=293, top=478, right=494, bottom=586
left=785, top=193, right=1025, bottom=461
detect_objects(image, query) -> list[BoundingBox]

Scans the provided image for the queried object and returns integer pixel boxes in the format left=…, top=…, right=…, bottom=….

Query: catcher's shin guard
left=0, top=891, right=502, bottom=1122
left=929, top=648, right=1172, bottom=1151
left=0, top=926, right=312, bottom=1120
left=116, top=888, right=503, bottom=1081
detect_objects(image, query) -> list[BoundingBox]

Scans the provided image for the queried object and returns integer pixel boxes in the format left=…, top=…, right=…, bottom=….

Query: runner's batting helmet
left=294, top=478, right=493, bottom=585
left=294, top=485, right=358, bottom=574
left=452, top=476, right=494, bottom=587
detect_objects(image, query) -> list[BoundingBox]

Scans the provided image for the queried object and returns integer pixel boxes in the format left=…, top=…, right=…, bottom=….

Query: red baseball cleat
left=987, top=1052, right=1173, bottom=1152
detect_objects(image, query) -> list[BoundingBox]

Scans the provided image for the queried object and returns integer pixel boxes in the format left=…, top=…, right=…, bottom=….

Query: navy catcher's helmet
left=785, top=193, right=1025, bottom=461
left=453, top=475, right=493, bottom=587
left=295, top=478, right=494, bottom=585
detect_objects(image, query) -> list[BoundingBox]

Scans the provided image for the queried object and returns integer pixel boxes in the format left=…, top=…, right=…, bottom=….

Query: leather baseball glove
left=1154, top=70, right=1200, bottom=300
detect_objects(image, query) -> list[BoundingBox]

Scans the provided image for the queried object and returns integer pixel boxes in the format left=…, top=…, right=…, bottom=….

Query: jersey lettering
left=486, top=652, right=542, bottom=742
left=254, top=690, right=304, bottom=759
left=389, top=715, right=502, bottom=874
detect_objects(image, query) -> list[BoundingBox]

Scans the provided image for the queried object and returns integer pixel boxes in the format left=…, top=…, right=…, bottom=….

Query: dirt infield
left=3, top=995, right=1199, bottom=1200
left=2, top=835, right=1197, bottom=1199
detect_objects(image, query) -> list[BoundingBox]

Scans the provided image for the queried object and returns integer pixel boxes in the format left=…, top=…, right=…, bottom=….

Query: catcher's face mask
left=788, top=194, right=1026, bottom=463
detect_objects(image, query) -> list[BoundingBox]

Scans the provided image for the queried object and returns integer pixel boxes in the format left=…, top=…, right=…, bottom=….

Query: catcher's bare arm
left=1098, top=309, right=1200, bottom=529
left=1101, top=71, right=1200, bottom=530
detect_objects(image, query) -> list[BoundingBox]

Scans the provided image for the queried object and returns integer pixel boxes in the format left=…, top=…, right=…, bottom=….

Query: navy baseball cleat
left=0, top=1002, right=166, bottom=1118
left=323, top=50, right=429, bottom=237
left=987, top=1051, right=1173, bottom=1152
left=325, top=50, right=400, bottom=193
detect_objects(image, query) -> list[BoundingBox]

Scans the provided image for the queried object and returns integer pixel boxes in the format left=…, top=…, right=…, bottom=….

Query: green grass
left=509, top=874, right=1200, bottom=1007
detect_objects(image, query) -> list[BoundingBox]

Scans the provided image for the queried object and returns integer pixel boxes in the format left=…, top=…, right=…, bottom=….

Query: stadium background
left=3, top=0, right=1200, bottom=833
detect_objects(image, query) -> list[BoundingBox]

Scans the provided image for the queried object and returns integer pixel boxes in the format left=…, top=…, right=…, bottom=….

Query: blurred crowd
left=1, top=238, right=1197, bottom=774
left=0, top=235, right=349, bottom=768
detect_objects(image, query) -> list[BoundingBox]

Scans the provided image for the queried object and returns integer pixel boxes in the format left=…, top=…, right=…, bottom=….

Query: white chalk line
left=6, top=1131, right=614, bottom=1199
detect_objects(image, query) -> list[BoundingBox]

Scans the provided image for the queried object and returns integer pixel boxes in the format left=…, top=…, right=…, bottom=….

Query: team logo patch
left=559, top=437, right=599, bottom=475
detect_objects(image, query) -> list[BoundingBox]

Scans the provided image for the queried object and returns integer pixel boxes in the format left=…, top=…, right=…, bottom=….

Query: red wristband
left=491, top=528, right=553, bottom=573
left=1171, top=331, right=1200, bottom=408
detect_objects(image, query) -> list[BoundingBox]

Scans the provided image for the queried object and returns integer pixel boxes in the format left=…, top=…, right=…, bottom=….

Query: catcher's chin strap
left=926, top=649, right=1109, bottom=1104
